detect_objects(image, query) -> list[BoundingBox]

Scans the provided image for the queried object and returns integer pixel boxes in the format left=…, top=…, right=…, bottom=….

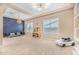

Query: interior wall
left=32, top=8, right=74, bottom=40
left=3, top=17, right=24, bottom=35
left=1, top=4, right=74, bottom=41
left=0, top=4, right=26, bottom=41
left=0, top=5, right=7, bottom=45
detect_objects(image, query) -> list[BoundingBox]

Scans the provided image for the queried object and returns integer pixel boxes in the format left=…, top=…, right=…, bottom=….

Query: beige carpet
left=2, top=35, right=74, bottom=55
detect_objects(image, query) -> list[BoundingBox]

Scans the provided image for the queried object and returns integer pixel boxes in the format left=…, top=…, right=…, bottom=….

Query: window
left=43, top=17, right=59, bottom=34
left=27, top=20, right=33, bottom=32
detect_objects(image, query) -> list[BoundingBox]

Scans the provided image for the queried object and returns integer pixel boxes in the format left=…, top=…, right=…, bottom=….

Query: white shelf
left=74, top=3, right=79, bottom=42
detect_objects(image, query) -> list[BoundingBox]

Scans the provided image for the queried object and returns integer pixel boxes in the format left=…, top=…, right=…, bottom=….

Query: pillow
left=10, top=33, right=15, bottom=37
left=17, top=32, right=21, bottom=36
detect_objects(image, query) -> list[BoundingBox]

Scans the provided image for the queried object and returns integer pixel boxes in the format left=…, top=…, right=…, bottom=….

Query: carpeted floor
left=2, top=35, right=74, bottom=55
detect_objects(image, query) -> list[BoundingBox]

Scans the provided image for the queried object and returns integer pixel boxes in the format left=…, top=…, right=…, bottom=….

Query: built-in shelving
left=73, top=3, right=79, bottom=55
left=74, top=3, right=79, bottom=41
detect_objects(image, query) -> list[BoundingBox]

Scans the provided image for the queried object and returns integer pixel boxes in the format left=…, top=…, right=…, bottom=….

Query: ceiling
left=4, top=3, right=74, bottom=19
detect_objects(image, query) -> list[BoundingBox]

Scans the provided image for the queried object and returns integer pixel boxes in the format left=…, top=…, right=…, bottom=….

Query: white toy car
left=56, top=37, right=75, bottom=47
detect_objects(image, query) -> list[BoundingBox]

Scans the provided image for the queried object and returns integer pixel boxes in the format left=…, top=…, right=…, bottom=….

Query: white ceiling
left=4, top=8, right=29, bottom=19
left=4, top=3, right=74, bottom=19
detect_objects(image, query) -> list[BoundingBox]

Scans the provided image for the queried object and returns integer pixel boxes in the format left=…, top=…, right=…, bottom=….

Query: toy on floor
left=56, top=37, right=75, bottom=47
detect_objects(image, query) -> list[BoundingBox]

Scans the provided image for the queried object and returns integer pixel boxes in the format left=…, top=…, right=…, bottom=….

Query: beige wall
left=32, top=8, right=74, bottom=40
left=0, top=5, right=7, bottom=44
left=0, top=5, right=74, bottom=41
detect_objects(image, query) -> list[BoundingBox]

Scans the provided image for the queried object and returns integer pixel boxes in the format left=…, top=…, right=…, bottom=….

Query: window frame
left=43, top=17, right=60, bottom=35
left=27, top=20, right=33, bottom=33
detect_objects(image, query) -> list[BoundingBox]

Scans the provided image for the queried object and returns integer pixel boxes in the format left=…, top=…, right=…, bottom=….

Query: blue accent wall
left=3, top=17, right=24, bottom=35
